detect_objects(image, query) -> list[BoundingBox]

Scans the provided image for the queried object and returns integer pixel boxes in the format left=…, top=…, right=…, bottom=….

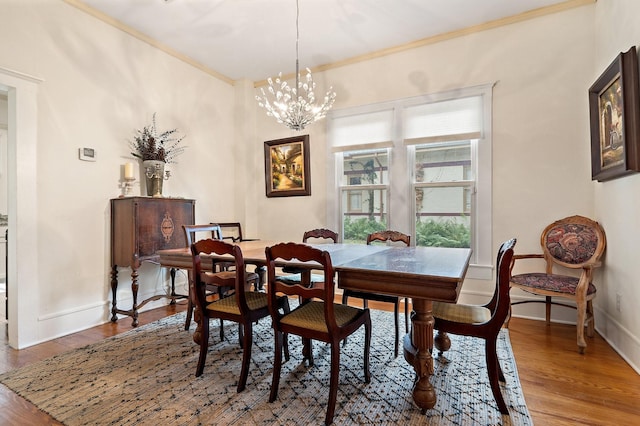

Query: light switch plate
left=79, top=147, right=97, bottom=161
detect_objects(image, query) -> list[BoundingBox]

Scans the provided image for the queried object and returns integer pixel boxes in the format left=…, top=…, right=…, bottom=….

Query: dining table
left=157, top=240, right=472, bottom=413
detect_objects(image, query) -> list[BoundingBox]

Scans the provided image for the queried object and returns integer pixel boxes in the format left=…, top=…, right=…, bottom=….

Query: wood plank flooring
left=0, top=300, right=637, bottom=425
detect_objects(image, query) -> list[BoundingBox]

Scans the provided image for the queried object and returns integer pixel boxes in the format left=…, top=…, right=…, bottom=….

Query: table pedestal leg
left=403, top=298, right=436, bottom=412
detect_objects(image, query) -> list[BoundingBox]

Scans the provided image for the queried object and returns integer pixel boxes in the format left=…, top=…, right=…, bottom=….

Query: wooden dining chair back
left=184, top=223, right=223, bottom=245
left=367, top=230, right=410, bottom=246
left=190, top=238, right=289, bottom=392
left=182, top=224, right=260, bottom=331
left=182, top=224, right=225, bottom=330
left=303, top=228, right=339, bottom=243
left=215, top=222, right=265, bottom=290
left=342, top=230, right=410, bottom=357
left=508, top=215, right=606, bottom=353
left=280, top=228, right=339, bottom=286
left=432, top=238, right=517, bottom=414
left=266, top=242, right=371, bottom=426
left=216, top=222, right=258, bottom=242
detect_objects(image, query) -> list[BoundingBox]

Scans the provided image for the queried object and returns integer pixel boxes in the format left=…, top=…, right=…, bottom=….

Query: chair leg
left=195, top=317, right=210, bottom=377
left=303, top=338, right=314, bottom=366
left=237, top=322, right=253, bottom=393
left=184, top=297, right=193, bottom=331
left=238, top=323, right=244, bottom=348
left=393, top=300, right=400, bottom=358
left=342, top=292, right=349, bottom=348
left=280, top=299, right=291, bottom=361
left=545, top=296, right=552, bottom=325
left=485, top=338, right=508, bottom=414
left=269, top=330, right=284, bottom=403
left=404, top=298, right=410, bottom=334
left=504, top=303, right=513, bottom=329
left=325, top=342, right=341, bottom=426
left=219, top=319, right=225, bottom=341
left=364, top=316, right=371, bottom=383
left=586, top=299, right=595, bottom=338
left=576, top=299, right=588, bottom=354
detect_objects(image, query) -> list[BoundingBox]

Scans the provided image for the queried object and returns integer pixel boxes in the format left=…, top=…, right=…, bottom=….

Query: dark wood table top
left=158, top=242, right=471, bottom=302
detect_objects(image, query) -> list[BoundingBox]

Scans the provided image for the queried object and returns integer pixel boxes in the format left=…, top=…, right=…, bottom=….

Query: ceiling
left=77, top=0, right=571, bottom=82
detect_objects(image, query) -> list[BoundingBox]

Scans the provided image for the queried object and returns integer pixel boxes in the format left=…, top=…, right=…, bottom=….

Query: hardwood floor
left=0, top=300, right=638, bottom=425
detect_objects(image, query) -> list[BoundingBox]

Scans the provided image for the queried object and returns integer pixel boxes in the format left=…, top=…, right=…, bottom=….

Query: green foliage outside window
left=343, top=217, right=386, bottom=243
left=343, top=216, right=470, bottom=247
left=416, top=219, right=470, bottom=248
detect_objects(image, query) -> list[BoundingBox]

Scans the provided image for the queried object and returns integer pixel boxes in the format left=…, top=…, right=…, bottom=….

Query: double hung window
left=327, top=84, right=493, bottom=279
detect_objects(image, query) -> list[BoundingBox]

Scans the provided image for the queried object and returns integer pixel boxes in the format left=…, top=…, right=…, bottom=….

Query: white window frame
left=327, top=84, right=493, bottom=279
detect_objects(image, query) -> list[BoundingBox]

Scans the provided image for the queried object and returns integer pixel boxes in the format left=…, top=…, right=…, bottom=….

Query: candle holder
left=120, top=177, right=136, bottom=197
left=144, top=162, right=171, bottom=197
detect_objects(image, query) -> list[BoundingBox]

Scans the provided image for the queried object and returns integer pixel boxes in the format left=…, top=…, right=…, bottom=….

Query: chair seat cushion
left=277, top=273, right=325, bottom=283
left=281, top=300, right=362, bottom=333
left=511, top=273, right=596, bottom=295
left=432, top=301, right=491, bottom=324
left=206, top=291, right=269, bottom=315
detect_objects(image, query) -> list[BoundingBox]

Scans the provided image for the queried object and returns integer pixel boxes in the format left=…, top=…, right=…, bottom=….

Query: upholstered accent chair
left=266, top=242, right=371, bottom=426
left=190, top=238, right=290, bottom=391
left=509, top=215, right=606, bottom=353
left=183, top=224, right=260, bottom=331
left=433, top=238, right=517, bottom=414
left=342, top=230, right=410, bottom=357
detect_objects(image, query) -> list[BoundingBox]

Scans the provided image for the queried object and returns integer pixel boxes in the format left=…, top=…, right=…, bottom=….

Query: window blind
left=403, top=96, right=483, bottom=145
left=329, top=109, right=394, bottom=152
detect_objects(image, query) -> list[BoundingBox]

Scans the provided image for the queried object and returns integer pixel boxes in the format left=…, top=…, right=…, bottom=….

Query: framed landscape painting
left=264, top=135, right=311, bottom=197
left=589, top=46, right=640, bottom=181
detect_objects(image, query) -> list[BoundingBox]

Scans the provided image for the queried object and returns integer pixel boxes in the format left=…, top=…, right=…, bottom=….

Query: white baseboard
left=593, top=305, right=640, bottom=375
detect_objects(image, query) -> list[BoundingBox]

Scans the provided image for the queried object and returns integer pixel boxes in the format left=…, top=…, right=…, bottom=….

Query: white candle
left=124, top=162, right=134, bottom=179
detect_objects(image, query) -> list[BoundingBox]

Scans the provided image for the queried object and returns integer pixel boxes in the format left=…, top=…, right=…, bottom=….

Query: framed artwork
left=264, top=135, right=311, bottom=197
left=589, top=46, right=640, bottom=181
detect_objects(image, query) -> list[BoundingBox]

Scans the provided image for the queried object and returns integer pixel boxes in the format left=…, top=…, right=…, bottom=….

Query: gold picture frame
left=264, top=135, right=311, bottom=197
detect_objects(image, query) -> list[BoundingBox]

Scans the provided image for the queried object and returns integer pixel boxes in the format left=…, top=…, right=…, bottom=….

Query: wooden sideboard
left=110, top=197, right=195, bottom=326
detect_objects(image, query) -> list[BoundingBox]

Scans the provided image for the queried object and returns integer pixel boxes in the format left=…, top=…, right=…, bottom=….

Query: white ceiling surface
left=80, top=0, right=568, bottom=82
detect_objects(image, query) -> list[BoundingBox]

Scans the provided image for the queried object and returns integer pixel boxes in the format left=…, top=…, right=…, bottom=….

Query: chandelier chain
left=255, top=0, right=336, bottom=131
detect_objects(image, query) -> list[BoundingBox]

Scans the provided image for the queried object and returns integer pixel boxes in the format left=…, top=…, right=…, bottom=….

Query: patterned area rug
left=0, top=309, right=531, bottom=425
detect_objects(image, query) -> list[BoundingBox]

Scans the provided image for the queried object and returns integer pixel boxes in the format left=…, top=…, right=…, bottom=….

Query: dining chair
left=183, top=224, right=260, bottom=332
left=279, top=228, right=339, bottom=287
left=190, top=238, right=290, bottom=391
left=341, top=230, right=410, bottom=357
left=215, top=222, right=258, bottom=242
left=508, top=215, right=606, bottom=353
left=432, top=238, right=517, bottom=414
left=266, top=242, right=371, bottom=426
left=215, top=222, right=265, bottom=290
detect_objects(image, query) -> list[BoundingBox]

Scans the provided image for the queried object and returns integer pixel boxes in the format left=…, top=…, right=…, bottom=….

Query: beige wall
left=592, top=0, right=640, bottom=371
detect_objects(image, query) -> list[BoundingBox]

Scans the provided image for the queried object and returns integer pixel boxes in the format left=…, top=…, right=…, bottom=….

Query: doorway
left=0, top=66, right=41, bottom=349
left=0, top=93, right=7, bottom=324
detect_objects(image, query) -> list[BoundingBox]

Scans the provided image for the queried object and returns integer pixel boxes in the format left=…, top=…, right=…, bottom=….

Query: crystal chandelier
left=255, top=0, right=336, bottom=131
